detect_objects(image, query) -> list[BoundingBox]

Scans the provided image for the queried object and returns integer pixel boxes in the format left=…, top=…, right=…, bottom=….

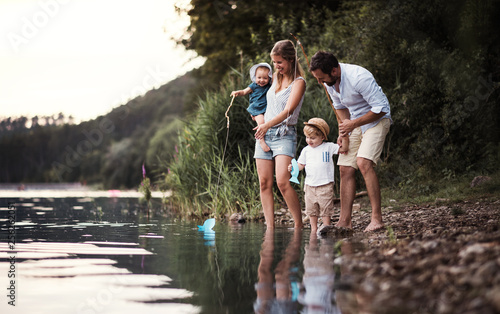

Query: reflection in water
left=300, top=233, right=341, bottom=313
left=254, top=229, right=302, bottom=313
left=0, top=197, right=365, bottom=313
left=254, top=230, right=355, bottom=314
left=0, top=198, right=200, bottom=314
left=0, top=239, right=199, bottom=313
left=0, top=244, right=199, bottom=313
left=201, top=230, right=216, bottom=246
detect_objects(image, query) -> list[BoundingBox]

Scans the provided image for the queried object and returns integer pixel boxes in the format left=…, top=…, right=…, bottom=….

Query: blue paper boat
left=289, top=158, right=300, bottom=184
left=198, top=218, right=215, bottom=231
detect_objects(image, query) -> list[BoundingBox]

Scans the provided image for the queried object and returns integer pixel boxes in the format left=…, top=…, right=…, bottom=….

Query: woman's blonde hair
left=270, top=40, right=304, bottom=89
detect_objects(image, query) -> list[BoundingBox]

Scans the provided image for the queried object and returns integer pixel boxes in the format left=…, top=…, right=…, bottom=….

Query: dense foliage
left=1, top=0, right=499, bottom=219
left=178, top=0, right=340, bottom=91
left=166, top=0, right=500, bottom=216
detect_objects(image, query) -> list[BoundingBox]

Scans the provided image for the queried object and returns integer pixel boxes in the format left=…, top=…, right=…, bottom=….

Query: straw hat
left=304, top=117, right=330, bottom=139
left=249, top=63, right=272, bottom=83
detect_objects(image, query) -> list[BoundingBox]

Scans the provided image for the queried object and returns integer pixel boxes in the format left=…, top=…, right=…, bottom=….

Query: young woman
left=253, top=40, right=306, bottom=229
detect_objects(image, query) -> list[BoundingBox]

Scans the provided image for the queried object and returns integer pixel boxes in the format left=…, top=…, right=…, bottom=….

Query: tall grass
left=163, top=61, right=366, bottom=219
left=163, top=76, right=269, bottom=218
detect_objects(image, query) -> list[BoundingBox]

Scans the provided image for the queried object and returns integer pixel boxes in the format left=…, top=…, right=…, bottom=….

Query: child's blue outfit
left=247, top=82, right=271, bottom=116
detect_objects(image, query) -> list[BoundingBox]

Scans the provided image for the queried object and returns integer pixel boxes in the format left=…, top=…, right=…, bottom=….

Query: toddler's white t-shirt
left=297, top=142, right=339, bottom=187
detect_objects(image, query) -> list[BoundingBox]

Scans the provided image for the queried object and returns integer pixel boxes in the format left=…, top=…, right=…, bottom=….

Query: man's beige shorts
left=338, top=118, right=390, bottom=169
left=304, top=182, right=335, bottom=217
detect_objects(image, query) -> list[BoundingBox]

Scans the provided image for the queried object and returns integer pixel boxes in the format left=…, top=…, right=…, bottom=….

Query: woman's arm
left=254, top=78, right=306, bottom=139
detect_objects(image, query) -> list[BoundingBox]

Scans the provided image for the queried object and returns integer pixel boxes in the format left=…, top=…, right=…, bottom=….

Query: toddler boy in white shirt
left=288, top=118, right=339, bottom=233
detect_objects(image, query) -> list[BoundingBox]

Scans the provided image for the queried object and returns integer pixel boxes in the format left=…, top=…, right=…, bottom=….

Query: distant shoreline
left=0, top=183, right=168, bottom=199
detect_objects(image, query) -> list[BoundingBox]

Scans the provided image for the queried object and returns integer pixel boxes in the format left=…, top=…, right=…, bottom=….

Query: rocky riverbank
left=246, top=178, right=500, bottom=313
left=260, top=192, right=500, bottom=313
left=331, top=197, right=500, bottom=314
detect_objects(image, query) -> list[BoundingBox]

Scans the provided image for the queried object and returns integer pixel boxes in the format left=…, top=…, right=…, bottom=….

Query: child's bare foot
left=364, top=220, right=384, bottom=232
left=259, top=139, right=270, bottom=152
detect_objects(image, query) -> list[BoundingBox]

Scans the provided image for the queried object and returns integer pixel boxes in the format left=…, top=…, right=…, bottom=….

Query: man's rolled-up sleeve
left=357, top=74, right=390, bottom=115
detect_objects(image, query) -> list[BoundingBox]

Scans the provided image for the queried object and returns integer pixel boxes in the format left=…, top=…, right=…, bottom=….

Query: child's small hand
left=230, top=90, right=242, bottom=97
left=287, top=163, right=292, bottom=172
left=338, top=135, right=349, bottom=154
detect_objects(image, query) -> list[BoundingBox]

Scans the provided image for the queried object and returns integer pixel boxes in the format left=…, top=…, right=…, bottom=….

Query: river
left=0, top=191, right=363, bottom=313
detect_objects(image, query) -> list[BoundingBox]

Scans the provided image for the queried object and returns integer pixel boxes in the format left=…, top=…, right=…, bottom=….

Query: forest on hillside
left=1, top=0, right=499, bottom=205
left=0, top=74, right=197, bottom=188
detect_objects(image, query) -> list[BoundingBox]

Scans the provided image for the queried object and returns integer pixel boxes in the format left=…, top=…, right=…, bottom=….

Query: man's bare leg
left=357, top=157, right=384, bottom=232
left=322, top=215, right=331, bottom=226
left=338, top=166, right=355, bottom=228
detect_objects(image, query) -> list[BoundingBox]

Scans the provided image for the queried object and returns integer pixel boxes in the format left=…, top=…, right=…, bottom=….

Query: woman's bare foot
left=259, top=139, right=270, bottom=152
left=364, top=220, right=384, bottom=232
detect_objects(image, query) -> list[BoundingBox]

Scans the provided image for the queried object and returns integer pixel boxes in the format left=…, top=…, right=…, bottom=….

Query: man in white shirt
left=309, top=51, right=392, bottom=232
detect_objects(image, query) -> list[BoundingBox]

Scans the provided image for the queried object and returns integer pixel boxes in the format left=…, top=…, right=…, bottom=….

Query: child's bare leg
left=310, top=215, right=318, bottom=233
left=322, top=215, right=331, bottom=226
left=339, top=136, right=349, bottom=154
left=254, top=114, right=270, bottom=152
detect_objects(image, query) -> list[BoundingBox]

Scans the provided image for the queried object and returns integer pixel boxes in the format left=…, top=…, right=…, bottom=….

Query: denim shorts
left=254, top=126, right=297, bottom=160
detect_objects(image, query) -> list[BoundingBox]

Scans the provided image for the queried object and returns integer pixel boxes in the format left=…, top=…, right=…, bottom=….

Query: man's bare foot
left=335, top=221, right=352, bottom=229
left=259, top=139, right=270, bottom=152
left=364, top=221, right=384, bottom=232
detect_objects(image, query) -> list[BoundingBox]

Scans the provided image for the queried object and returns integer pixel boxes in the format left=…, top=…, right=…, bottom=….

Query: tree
left=178, top=0, right=341, bottom=86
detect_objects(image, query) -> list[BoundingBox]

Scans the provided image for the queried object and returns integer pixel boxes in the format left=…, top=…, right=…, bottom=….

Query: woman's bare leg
left=256, top=158, right=275, bottom=229
left=275, top=155, right=303, bottom=229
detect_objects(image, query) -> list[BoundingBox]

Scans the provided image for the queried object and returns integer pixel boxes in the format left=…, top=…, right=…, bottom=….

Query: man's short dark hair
left=309, top=51, right=339, bottom=74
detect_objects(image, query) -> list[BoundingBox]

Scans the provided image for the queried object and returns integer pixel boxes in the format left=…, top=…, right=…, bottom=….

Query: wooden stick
left=290, top=33, right=342, bottom=125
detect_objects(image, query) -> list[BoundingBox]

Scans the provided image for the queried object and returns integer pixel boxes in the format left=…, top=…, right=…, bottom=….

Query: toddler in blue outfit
left=231, top=63, right=272, bottom=152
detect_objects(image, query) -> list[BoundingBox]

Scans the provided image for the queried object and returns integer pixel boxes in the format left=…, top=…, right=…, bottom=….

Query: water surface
left=0, top=196, right=361, bottom=313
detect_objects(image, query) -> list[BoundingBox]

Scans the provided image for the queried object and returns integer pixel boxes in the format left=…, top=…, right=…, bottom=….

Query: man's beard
left=325, top=73, right=338, bottom=86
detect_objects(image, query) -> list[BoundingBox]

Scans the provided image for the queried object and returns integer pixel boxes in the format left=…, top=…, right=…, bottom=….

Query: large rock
left=471, top=176, right=492, bottom=188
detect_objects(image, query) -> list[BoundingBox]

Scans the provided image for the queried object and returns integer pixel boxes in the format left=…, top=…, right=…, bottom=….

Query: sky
left=0, top=0, right=205, bottom=123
